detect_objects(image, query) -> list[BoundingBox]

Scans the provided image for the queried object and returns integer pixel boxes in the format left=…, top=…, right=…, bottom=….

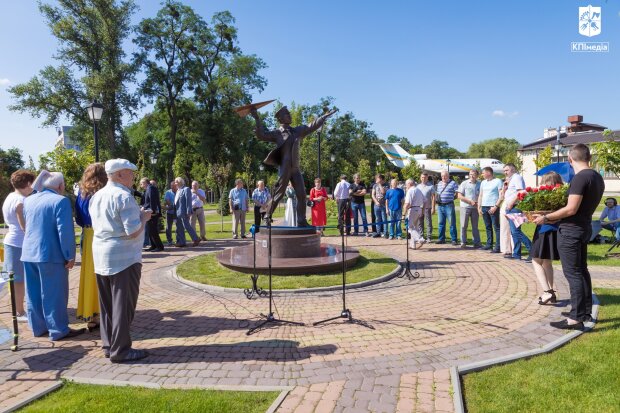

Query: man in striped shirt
left=435, top=170, right=459, bottom=245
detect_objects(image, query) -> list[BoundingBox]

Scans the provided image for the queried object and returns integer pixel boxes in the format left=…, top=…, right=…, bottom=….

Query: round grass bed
left=176, top=248, right=399, bottom=290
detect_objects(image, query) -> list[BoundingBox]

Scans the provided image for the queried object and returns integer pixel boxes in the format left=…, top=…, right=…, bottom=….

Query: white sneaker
left=16, top=313, right=28, bottom=323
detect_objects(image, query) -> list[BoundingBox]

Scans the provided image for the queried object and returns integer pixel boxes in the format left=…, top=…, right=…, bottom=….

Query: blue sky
left=1, top=0, right=619, bottom=164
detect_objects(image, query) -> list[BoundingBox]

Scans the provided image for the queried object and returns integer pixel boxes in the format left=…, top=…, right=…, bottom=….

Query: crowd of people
left=0, top=144, right=610, bottom=356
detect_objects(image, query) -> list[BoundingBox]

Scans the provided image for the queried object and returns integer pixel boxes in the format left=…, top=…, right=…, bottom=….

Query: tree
left=356, top=159, right=373, bottom=185
left=0, top=147, right=25, bottom=211
left=423, top=140, right=463, bottom=159
left=134, top=1, right=203, bottom=183
left=9, top=0, right=139, bottom=157
left=39, top=144, right=95, bottom=192
left=534, top=145, right=554, bottom=169
left=400, top=160, right=423, bottom=183
left=503, top=151, right=523, bottom=173
left=591, top=130, right=620, bottom=179
left=466, top=137, right=521, bottom=164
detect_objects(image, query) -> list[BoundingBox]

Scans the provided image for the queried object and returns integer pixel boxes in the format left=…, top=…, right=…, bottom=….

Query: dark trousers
left=147, top=216, right=164, bottom=250
left=166, top=213, right=176, bottom=244
left=370, top=200, right=377, bottom=233
left=481, top=206, right=500, bottom=251
left=254, top=205, right=266, bottom=233
left=557, top=225, right=593, bottom=322
left=97, top=263, right=142, bottom=360
left=337, top=199, right=351, bottom=235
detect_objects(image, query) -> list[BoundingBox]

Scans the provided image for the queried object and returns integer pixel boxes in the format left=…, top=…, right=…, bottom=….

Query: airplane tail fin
left=377, top=143, right=412, bottom=168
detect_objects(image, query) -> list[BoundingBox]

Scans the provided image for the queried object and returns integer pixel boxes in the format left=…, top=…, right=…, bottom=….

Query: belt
left=436, top=201, right=454, bottom=206
left=411, top=206, right=422, bottom=208
left=193, top=207, right=203, bottom=211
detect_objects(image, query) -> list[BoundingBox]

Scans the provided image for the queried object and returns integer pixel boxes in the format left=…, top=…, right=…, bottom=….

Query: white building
left=518, top=115, right=620, bottom=192
left=56, top=126, right=81, bottom=151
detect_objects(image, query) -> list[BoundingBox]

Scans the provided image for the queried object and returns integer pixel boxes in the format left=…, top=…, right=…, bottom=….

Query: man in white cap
left=89, top=159, right=151, bottom=362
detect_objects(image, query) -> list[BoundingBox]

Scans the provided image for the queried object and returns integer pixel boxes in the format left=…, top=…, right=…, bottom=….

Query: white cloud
left=0, top=78, right=10, bottom=86
left=492, top=109, right=519, bottom=118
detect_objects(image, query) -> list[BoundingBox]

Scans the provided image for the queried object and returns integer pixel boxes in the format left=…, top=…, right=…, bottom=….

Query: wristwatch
left=542, top=214, right=549, bottom=224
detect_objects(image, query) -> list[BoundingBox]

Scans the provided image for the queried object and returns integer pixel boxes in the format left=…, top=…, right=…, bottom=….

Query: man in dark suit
left=250, top=106, right=337, bottom=226
left=140, top=178, right=164, bottom=252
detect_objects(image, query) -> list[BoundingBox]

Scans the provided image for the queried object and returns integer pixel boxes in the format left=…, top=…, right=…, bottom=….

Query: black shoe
left=152, top=247, right=164, bottom=252
left=110, top=348, right=149, bottom=363
left=561, top=312, right=593, bottom=322
left=524, top=256, right=532, bottom=263
left=503, top=255, right=517, bottom=259
left=550, top=319, right=584, bottom=330
left=473, top=243, right=483, bottom=249
left=372, top=233, right=381, bottom=238
left=482, top=245, right=492, bottom=250
left=59, top=328, right=86, bottom=340
left=490, top=249, right=501, bottom=253
left=436, top=241, right=446, bottom=244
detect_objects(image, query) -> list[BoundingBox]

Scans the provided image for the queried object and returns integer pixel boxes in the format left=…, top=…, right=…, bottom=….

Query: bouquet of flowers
left=517, top=184, right=569, bottom=221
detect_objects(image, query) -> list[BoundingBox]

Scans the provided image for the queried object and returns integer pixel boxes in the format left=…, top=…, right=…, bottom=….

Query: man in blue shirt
left=229, top=179, right=250, bottom=239
left=435, top=170, right=459, bottom=245
left=385, top=178, right=405, bottom=239
left=478, top=167, right=503, bottom=252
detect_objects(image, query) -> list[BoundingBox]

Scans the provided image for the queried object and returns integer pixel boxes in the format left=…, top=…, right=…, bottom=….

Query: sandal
left=538, top=289, right=557, bottom=305
left=87, top=321, right=100, bottom=332
left=110, top=348, right=148, bottom=363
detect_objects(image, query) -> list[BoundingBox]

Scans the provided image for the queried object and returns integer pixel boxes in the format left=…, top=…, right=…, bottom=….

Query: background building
left=55, top=126, right=80, bottom=151
left=518, top=115, right=619, bottom=192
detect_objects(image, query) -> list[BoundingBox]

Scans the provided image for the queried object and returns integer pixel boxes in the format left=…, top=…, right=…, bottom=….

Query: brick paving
left=0, top=236, right=618, bottom=412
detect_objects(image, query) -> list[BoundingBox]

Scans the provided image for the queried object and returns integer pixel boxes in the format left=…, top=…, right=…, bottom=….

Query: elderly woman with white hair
left=21, top=170, right=85, bottom=341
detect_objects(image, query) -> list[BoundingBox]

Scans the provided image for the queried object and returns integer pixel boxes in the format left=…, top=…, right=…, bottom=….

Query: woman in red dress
left=310, top=178, right=328, bottom=230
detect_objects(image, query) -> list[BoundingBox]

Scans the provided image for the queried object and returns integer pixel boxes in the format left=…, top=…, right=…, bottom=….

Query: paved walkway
left=0, top=237, right=618, bottom=412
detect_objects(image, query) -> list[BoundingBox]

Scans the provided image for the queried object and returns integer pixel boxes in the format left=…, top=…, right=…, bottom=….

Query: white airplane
left=378, top=143, right=505, bottom=175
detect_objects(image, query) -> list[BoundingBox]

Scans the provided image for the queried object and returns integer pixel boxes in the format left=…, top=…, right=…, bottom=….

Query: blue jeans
left=437, top=203, right=457, bottom=242
left=507, top=208, right=532, bottom=258
left=374, top=205, right=387, bottom=235
left=388, top=208, right=402, bottom=237
left=481, top=206, right=500, bottom=250
left=24, top=262, right=70, bottom=340
left=351, top=202, right=368, bottom=234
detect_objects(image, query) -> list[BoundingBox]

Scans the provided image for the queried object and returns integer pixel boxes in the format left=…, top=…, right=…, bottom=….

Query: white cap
left=105, top=159, right=137, bottom=174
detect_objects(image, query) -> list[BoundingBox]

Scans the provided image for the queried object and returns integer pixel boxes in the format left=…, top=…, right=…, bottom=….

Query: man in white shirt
left=457, top=169, right=482, bottom=248
left=503, top=163, right=532, bottom=262
left=89, top=159, right=152, bottom=362
left=333, top=175, right=351, bottom=235
left=191, top=180, right=207, bottom=241
left=403, top=179, right=425, bottom=249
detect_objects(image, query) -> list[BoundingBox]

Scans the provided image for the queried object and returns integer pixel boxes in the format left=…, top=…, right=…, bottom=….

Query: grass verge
left=18, top=382, right=279, bottom=413
left=462, top=288, right=620, bottom=412
left=176, top=248, right=397, bottom=289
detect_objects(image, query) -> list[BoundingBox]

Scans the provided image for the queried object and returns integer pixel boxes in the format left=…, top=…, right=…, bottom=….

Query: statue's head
left=275, top=106, right=292, bottom=125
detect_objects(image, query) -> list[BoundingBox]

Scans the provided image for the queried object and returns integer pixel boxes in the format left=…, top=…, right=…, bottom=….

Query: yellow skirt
left=76, top=227, right=99, bottom=321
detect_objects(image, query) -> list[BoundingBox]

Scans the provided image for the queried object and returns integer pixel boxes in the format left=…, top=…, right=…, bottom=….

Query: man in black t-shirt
left=349, top=173, right=370, bottom=236
left=534, top=144, right=605, bottom=330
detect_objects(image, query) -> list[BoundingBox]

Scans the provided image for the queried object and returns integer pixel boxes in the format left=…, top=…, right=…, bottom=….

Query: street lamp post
left=86, top=100, right=104, bottom=162
left=330, top=154, right=336, bottom=192
left=555, top=126, right=562, bottom=163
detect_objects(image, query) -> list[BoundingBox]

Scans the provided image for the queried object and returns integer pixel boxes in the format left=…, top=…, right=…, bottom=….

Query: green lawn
left=18, top=382, right=279, bottom=413
left=462, top=288, right=620, bottom=413
left=176, top=248, right=398, bottom=289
